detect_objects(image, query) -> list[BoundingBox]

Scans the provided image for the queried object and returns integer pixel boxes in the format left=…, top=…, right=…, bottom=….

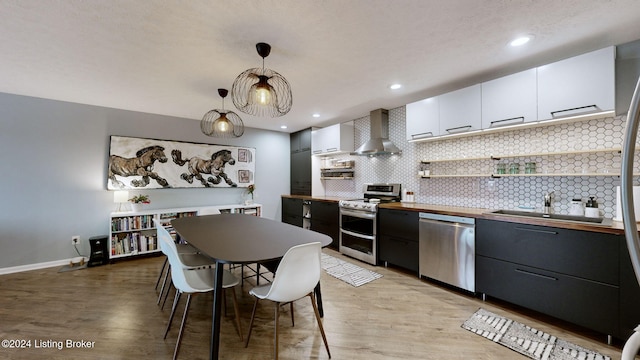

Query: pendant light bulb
left=214, top=114, right=232, bottom=133
left=256, top=85, right=271, bottom=105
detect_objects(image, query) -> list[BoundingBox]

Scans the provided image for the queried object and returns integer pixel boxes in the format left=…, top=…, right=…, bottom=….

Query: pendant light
left=201, top=88, right=245, bottom=138
left=231, top=42, right=292, bottom=117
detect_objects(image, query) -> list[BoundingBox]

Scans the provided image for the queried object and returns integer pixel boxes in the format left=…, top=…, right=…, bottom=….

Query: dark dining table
left=171, top=213, right=332, bottom=360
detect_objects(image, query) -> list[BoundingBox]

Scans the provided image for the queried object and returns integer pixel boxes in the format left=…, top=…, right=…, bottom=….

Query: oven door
left=339, top=209, right=377, bottom=265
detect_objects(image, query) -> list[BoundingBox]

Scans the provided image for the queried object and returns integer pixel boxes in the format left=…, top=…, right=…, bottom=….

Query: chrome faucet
left=543, top=191, right=554, bottom=214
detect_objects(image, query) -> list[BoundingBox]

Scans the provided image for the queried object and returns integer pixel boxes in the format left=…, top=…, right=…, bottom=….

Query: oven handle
left=340, top=229, right=375, bottom=240
left=339, top=209, right=377, bottom=219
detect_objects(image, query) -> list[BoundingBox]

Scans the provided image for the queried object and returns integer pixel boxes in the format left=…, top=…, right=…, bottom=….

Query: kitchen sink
left=489, top=209, right=611, bottom=225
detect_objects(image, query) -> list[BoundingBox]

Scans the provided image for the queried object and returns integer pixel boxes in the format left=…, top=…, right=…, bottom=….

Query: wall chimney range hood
left=351, top=109, right=402, bottom=156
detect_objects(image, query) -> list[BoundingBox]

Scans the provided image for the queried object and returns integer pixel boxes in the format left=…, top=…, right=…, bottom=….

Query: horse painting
left=171, top=149, right=237, bottom=187
left=108, top=145, right=170, bottom=188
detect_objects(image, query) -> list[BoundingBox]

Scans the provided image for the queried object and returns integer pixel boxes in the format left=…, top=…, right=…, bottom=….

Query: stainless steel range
left=339, top=183, right=401, bottom=265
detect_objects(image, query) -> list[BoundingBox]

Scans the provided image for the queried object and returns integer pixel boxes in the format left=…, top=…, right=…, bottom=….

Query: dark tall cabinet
left=290, top=128, right=312, bottom=195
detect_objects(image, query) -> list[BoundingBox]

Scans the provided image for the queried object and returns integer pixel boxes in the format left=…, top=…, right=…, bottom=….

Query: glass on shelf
left=509, top=163, right=520, bottom=174
left=525, top=162, right=536, bottom=174
left=496, top=163, right=506, bottom=174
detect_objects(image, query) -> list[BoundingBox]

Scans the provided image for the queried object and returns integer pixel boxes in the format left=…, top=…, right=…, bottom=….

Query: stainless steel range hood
left=350, top=109, right=402, bottom=156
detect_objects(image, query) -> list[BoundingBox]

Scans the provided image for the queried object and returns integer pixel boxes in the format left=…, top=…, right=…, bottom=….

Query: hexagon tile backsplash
left=322, top=106, right=636, bottom=219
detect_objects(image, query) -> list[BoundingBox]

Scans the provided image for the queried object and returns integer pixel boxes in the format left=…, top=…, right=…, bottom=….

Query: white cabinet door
left=439, top=84, right=481, bottom=135
left=311, top=123, right=354, bottom=155
left=537, top=46, right=615, bottom=120
left=481, top=68, right=537, bottom=129
left=406, top=97, right=439, bottom=141
left=311, top=128, right=324, bottom=155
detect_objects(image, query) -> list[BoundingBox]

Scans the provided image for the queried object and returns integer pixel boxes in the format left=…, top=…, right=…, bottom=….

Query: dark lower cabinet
left=475, top=218, right=638, bottom=340
left=310, top=200, right=339, bottom=249
left=282, top=197, right=303, bottom=227
left=477, top=256, right=619, bottom=336
left=378, top=209, right=419, bottom=272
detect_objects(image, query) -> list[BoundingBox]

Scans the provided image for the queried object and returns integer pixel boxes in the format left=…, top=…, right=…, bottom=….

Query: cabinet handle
left=515, top=268, right=558, bottom=281
left=514, top=226, right=558, bottom=235
left=445, top=125, right=473, bottom=134
left=489, top=116, right=524, bottom=127
left=312, top=150, right=323, bottom=154
left=326, top=147, right=338, bottom=152
left=412, top=132, right=434, bottom=140
left=550, top=104, right=598, bottom=118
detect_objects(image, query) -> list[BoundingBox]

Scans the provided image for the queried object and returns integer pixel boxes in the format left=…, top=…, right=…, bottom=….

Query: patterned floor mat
left=321, top=253, right=382, bottom=287
left=462, top=308, right=611, bottom=360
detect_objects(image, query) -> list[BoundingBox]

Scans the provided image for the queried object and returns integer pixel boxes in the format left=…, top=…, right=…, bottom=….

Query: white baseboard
left=0, top=258, right=77, bottom=275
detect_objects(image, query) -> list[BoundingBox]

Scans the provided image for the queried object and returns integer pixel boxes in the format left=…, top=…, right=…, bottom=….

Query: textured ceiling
left=1, top=0, right=640, bottom=133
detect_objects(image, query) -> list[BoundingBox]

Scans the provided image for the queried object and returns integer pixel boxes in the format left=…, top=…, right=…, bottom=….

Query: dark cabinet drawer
left=282, top=213, right=303, bottom=227
left=379, top=234, right=418, bottom=272
left=378, top=209, right=418, bottom=240
left=476, top=219, right=619, bottom=285
left=477, top=255, right=619, bottom=336
left=282, top=198, right=303, bottom=216
left=310, top=201, right=339, bottom=249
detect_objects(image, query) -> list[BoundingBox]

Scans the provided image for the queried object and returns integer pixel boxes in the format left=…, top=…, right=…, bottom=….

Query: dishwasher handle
left=419, top=212, right=475, bottom=225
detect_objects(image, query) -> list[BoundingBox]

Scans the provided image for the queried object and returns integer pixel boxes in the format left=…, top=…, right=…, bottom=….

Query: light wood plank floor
left=0, top=249, right=631, bottom=359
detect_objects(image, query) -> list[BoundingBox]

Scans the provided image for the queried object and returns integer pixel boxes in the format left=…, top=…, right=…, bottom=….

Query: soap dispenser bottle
left=585, top=197, right=600, bottom=218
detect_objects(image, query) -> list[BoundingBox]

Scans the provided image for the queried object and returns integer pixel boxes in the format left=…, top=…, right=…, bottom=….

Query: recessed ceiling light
left=510, top=35, right=533, bottom=47
left=389, top=84, right=402, bottom=90
left=312, top=113, right=320, bottom=118
left=280, top=125, right=288, bottom=129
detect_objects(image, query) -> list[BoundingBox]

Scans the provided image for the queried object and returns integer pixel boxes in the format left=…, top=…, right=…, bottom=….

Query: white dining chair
left=158, top=222, right=243, bottom=360
left=244, top=242, right=330, bottom=359
left=155, top=220, right=216, bottom=307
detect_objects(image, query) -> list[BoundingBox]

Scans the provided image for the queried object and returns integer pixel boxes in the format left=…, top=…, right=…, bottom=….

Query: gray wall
left=0, top=92, right=290, bottom=270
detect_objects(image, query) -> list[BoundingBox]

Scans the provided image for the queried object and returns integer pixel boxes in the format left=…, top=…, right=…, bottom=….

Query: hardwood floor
left=0, top=249, right=630, bottom=359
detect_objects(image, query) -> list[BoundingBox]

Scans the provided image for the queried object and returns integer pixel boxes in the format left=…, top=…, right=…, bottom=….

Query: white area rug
left=321, top=253, right=382, bottom=287
left=462, top=308, right=611, bottom=360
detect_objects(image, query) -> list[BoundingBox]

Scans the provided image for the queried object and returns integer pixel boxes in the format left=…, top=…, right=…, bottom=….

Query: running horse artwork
left=108, top=145, right=170, bottom=188
left=171, top=149, right=238, bottom=187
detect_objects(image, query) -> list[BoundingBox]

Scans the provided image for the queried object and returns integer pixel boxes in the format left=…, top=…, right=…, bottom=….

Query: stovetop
left=338, top=183, right=402, bottom=212
left=339, top=198, right=398, bottom=211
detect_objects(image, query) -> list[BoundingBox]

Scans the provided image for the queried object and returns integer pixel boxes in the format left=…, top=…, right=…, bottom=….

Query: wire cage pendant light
left=231, top=42, right=292, bottom=117
left=201, top=88, right=245, bottom=138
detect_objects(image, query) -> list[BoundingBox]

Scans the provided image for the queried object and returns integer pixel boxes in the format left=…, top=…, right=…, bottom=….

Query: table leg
left=314, top=282, right=323, bottom=317
left=210, top=262, right=224, bottom=360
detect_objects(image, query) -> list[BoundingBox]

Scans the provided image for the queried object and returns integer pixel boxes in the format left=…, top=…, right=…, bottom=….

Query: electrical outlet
left=72, top=236, right=80, bottom=245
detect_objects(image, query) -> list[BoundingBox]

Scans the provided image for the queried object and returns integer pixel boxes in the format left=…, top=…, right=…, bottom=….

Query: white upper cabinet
left=481, top=68, right=538, bottom=129
left=311, top=123, right=354, bottom=155
left=537, top=46, right=615, bottom=120
left=406, top=97, right=439, bottom=141
left=439, top=84, right=481, bottom=135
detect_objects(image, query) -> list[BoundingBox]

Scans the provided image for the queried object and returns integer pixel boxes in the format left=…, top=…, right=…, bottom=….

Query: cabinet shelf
left=420, top=172, right=630, bottom=179
left=320, top=166, right=354, bottom=180
left=420, top=147, right=622, bottom=164
left=109, top=204, right=262, bottom=260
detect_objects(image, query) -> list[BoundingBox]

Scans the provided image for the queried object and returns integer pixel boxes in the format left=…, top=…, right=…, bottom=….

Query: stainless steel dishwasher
left=419, top=212, right=475, bottom=292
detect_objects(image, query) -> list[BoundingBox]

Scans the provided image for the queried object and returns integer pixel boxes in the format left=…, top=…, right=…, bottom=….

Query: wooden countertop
left=281, top=195, right=626, bottom=235
left=380, top=202, right=625, bottom=235
left=281, top=194, right=345, bottom=202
